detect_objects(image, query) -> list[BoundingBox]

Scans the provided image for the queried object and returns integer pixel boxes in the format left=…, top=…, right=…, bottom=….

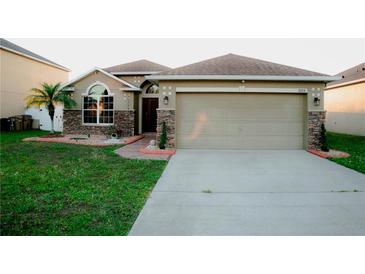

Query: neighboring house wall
left=325, top=82, right=365, bottom=136
left=63, top=71, right=136, bottom=136
left=156, top=80, right=325, bottom=149
left=0, top=48, right=68, bottom=130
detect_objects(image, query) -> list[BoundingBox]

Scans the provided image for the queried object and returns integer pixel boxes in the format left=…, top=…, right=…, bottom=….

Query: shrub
left=159, top=121, right=167, bottom=149
left=320, top=123, right=329, bottom=151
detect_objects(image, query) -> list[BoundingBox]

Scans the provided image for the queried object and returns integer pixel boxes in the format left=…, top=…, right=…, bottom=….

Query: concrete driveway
left=129, top=150, right=365, bottom=235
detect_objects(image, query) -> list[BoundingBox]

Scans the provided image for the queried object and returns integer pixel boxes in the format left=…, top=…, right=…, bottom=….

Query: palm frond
left=26, top=98, right=49, bottom=107
left=53, top=90, right=77, bottom=109
left=53, top=82, right=62, bottom=92
left=30, top=88, right=49, bottom=98
left=41, top=83, right=57, bottom=100
left=26, top=82, right=76, bottom=110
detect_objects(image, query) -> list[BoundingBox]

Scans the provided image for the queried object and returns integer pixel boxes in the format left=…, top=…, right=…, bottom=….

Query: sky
left=8, top=38, right=365, bottom=79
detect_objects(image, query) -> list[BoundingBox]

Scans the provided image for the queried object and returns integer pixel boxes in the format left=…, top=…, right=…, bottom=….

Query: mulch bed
left=307, top=149, right=350, bottom=159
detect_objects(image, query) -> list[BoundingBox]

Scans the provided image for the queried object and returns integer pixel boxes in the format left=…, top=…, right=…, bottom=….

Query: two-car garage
left=176, top=93, right=306, bottom=149
left=147, top=53, right=332, bottom=151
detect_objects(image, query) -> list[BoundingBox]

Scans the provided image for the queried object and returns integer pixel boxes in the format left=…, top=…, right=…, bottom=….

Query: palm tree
left=26, top=82, right=76, bottom=133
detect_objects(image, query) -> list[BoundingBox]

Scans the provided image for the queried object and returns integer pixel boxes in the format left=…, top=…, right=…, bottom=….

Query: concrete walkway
left=116, top=134, right=171, bottom=160
left=129, top=150, right=365, bottom=235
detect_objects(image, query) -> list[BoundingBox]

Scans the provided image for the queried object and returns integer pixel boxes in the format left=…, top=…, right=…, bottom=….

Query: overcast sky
left=8, top=38, right=365, bottom=79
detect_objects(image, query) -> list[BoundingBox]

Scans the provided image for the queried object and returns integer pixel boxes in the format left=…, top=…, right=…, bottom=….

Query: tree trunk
left=48, top=105, right=55, bottom=133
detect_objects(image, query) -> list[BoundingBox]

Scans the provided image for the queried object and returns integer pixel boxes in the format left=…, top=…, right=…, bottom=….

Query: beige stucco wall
left=325, top=82, right=365, bottom=136
left=69, top=71, right=135, bottom=111
left=118, top=75, right=145, bottom=87
left=0, top=48, right=69, bottom=118
left=157, top=80, right=325, bottom=111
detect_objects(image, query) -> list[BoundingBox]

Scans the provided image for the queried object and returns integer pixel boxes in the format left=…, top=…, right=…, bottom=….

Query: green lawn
left=327, top=132, right=365, bottom=174
left=0, top=130, right=167, bottom=235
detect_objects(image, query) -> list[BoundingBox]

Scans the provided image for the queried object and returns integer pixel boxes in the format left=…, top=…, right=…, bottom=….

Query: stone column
left=114, top=110, right=135, bottom=136
left=63, top=110, right=83, bottom=134
left=156, top=109, right=176, bottom=148
left=307, top=111, right=326, bottom=150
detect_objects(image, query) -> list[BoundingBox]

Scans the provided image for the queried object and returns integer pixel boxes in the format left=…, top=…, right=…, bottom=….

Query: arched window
left=145, top=84, right=159, bottom=94
left=83, top=83, right=114, bottom=124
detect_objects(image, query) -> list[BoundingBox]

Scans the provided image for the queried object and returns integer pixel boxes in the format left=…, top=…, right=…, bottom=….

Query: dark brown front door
left=142, top=98, right=158, bottom=132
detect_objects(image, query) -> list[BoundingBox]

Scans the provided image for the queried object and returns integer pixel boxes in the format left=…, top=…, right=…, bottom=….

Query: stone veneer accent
left=156, top=109, right=176, bottom=148
left=307, top=111, right=326, bottom=150
left=63, top=110, right=134, bottom=136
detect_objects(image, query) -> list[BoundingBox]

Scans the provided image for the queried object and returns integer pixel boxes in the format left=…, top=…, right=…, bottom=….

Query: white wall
left=25, top=105, right=63, bottom=132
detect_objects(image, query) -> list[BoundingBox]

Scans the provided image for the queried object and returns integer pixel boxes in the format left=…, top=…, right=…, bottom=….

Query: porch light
left=313, top=97, right=321, bottom=106
left=163, top=96, right=169, bottom=105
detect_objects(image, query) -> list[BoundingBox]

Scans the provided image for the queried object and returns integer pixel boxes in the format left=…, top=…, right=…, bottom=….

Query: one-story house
left=62, top=54, right=337, bottom=150
left=324, top=62, right=365, bottom=136
left=0, top=38, right=70, bottom=131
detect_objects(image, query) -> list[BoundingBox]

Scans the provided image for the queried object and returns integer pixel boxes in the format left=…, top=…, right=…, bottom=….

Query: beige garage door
left=176, top=93, right=305, bottom=149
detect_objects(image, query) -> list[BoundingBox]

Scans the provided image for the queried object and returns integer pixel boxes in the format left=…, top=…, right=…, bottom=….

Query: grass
left=327, top=132, right=365, bottom=174
left=0, top=130, right=167, bottom=235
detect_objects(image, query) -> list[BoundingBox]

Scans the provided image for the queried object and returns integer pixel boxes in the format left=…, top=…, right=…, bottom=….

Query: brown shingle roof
left=326, top=62, right=365, bottom=88
left=158, top=53, right=328, bottom=76
left=103, top=59, right=170, bottom=74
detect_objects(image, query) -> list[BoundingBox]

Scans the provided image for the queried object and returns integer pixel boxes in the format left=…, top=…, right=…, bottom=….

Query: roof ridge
left=157, top=53, right=329, bottom=77
left=104, top=59, right=168, bottom=69
left=228, top=53, right=329, bottom=76
left=159, top=53, right=328, bottom=76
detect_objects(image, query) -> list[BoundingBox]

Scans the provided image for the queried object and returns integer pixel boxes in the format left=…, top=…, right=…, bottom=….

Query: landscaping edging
left=307, top=149, right=350, bottom=159
left=123, top=135, right=144, bottom=145
left=22, top=134, right=144, bottom=147
left=139, top=147, right=176, bottom=155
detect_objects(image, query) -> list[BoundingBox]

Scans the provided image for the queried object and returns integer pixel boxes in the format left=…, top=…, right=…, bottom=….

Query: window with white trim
left=83, top=84, right=114, bottom=124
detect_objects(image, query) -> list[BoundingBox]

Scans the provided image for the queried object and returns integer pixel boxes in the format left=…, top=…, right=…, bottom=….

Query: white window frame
left=82, top=82, right=115, bottom=126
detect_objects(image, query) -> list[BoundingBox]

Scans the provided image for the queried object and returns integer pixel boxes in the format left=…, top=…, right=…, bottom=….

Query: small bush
left=159, top=121, right=167, bottom=149
left=320, top=123, right=329, bottom=152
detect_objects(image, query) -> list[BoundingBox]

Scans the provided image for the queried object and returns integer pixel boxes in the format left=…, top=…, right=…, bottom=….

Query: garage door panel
left=181, top=109, right=303, bottom=121
left=176, top=93, right=305, bottom=149
left=177, top=134, right=304, bottom=149
left=179, top=109, right=224, bottom=120
left=178, top=120, right=224, bottom=135
left=177, top=135, right=222, bottom=148
left=178, top=121, right=303, bottom=136
left=221, top=135, right=303, bottom=149
left=224, top=121, right=304, bottom=136
left=224, top=109, right=302, bottom=120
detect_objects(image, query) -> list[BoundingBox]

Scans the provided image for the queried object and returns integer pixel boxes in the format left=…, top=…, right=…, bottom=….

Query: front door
left=142, top=98, right=158, bottom=132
